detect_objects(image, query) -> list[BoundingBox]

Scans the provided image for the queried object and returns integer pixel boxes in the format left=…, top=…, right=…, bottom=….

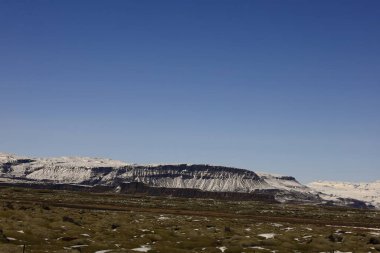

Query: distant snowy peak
left=308, top=181, right=380, bottom=208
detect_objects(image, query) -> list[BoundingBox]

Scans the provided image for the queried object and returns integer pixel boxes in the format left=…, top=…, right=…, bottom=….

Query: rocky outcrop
left=118, top=182, right=278, bottom=201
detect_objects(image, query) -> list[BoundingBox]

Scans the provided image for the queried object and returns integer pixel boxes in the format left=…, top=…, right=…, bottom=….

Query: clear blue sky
left=1, top=1, right=379, bottom=183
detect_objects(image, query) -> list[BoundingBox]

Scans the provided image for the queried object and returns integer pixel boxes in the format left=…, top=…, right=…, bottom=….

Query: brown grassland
left=0, top=186, right=380, bottom=253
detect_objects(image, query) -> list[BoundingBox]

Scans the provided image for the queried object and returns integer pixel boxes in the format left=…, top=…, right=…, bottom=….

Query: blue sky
left=1, top=1, right=379, bottom=183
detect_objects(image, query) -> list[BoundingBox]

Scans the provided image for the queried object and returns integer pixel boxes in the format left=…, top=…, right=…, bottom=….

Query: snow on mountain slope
left=308, top=181, right=380, bottom=208
left=0, top=152, right=317, bottom=198
left=2, top=152, right=375, bottom=207
left=0, top=153, right=129, bottom=183
left=0, top=153, right=128, bottom=168
left=256, top=172, right=311, bottom=193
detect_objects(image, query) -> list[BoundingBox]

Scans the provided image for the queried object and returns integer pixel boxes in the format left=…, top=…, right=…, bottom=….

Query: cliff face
left=0, top=153, right=323, bottom=204
left=0, top=153, right=306, bottom=193
left=128, top=165, right=271, bottom=193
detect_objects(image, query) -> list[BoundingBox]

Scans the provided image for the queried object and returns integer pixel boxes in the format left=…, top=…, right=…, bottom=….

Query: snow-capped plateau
left=308, top=181, right=380, bottom=208
left=0, top=152, right=315, bottom=198
left=0, top=152, right=375, bottom=208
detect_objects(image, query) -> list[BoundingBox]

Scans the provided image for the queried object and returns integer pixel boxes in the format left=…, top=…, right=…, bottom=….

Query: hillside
left=0, top=152, right=373, bottom=208
left=308, top=180, right=380, bottom=208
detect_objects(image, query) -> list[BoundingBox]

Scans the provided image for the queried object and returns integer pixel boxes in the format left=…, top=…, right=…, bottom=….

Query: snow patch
left=258, top=233, right=276, bottom=239
left=217, top=246, right=227, bottom=252
left=131, top=245, right=151, bottom=252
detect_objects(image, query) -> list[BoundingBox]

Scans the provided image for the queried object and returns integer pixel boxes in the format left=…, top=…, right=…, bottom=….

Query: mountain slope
left=308, top=180, right=380, bottom=208
left=0, top=152, right=318, bottom=200
left=1, top=152, right=373, bottom=208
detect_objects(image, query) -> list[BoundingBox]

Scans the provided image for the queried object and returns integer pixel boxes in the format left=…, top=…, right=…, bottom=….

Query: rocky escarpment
left=0, top=153, right=305, bottom=193
left=127, top=164, right=270, bottom=193
left=0, top=153, right=371, bottom=207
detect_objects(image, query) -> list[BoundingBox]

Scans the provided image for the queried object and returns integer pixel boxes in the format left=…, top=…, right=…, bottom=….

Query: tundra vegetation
left=0, top=186, right=379, bottom=252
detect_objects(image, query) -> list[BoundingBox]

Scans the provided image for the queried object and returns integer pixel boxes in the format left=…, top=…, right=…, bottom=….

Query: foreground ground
left=0, top=187, right=380, bottom=252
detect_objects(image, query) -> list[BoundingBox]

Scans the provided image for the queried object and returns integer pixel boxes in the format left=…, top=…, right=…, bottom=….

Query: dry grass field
left=0, top=186, right=380, bottom=253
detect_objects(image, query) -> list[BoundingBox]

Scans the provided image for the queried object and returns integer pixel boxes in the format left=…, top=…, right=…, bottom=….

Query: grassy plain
left=0, top=186, right=380, bottom=252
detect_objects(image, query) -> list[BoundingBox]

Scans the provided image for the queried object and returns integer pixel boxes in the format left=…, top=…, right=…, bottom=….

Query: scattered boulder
left=41, top=204, right=50, bottom=210
left=111, top=223, right=120, bottom=229
left=18, top=205, right=32, bottom=210
left=327, top=233, right=343, bottom=243
left=4, top=202, right=14, bottom=210
left=0, top=229, right=9, bottom=243
left=62, top=216, right=81, bottom=226
left=369, top=237, right=380, bottom=245
left=173, top=226, right=180, bottom=231
left=224, top=226, right=232, bottom=232
left=60, top=237, right=78, bottom=241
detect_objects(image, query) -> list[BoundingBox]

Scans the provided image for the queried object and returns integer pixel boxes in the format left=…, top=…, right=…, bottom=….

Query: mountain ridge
left=0, top=152, right=376, bottom=208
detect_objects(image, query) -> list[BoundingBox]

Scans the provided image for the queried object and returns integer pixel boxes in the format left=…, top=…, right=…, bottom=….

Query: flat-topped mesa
left=128, top=164, right=267, bottom=193
left=0, top=154, right=301, bottom=192
left=1, top=153, right=376, bottom=208
left=0, top=153, right=330, bottom=205
left=1, top=161, right=269, bottom=192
